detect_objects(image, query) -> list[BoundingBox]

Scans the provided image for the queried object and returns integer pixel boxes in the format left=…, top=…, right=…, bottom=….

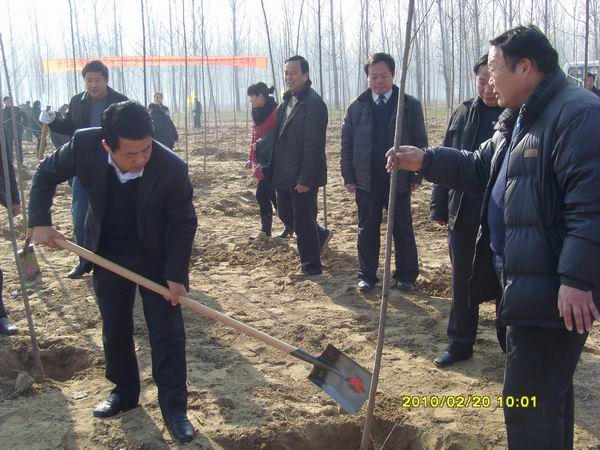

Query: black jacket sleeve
left=554, top=103, right=600, bottom=291
left=297, top=96, right=328, bottom=186
left=48, top=96, right=77, bottom=136
left=430, top=112, right=456, bottom=221
left=163, top=163, right=198, bottom=283
left=28, top=135, right=78, bottom=226
left=340, top=104, right=356, bottom=185
left=409, top=99, right=428, bottom=185
left=422, top=137, right=495, bottom=196
left=0, top=153, right=20, bottom=207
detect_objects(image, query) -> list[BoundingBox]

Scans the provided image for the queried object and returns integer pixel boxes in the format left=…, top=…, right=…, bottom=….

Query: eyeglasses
left=488, top=64, right=508, bottom=76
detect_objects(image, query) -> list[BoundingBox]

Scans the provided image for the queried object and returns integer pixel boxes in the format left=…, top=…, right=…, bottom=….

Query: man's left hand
left=294, top=183, right=310, bottom=193
left=165, top=280, right=187, bottom=306
left=411, top=183, right=420, bottom=192
left=12, top=204, right=21, bottom=216
left=558, top=284, right=600, bottom=333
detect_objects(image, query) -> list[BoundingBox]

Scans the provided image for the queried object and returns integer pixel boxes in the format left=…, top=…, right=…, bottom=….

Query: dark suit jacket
left=269, top=80, right=328, bottom=189
left=49, top=87, right=128, bottom=137
left=28, top=128, right=197, bottom=284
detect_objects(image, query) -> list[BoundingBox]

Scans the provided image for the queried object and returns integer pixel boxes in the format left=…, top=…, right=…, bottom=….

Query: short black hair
left=33, top=100, right=41, bottom=108
left=154, top=92, right=163, bottom=96
left=101, top=101, right=154, bottom=151
left=364, top=53, right=396, bottom=76
left=3, top=96, right=10, bottom=101
left=247, top=82, right=275, bottom=97
left=147, top=102, right=157, bottom=112
left=473, top=54, right=489, bottom=74
left=489, top=25, right=558, bottom=73
left=587, top=73, right=596, bottom=80
left=285, top=55, right=309, bottom=74
left=82, top=60, right=109, bottom=81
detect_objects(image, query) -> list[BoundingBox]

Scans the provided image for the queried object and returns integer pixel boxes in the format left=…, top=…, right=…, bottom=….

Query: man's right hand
left=433, top=219, right=447, bottom=226
left=345, top=183, right=356, bottom=193
left=39, top=109, right=56, bottom=125
left=32, top=226, right=67, bottom=248
left=386, top=146, right=425, bottom=172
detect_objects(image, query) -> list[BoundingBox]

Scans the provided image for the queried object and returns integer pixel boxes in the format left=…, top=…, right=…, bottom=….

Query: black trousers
left=256, top=169, right=276, bottom=218
left=276, top=187, right=328, bottom=275
left=447, top=205, right=481, bottom=345
left=503, top=325, right=588, bottom=450
left=355, top=188, right=418, bottom=284
left=0, top=267, right=6, bottom=318
left=93, top=261, right=187, bottom=418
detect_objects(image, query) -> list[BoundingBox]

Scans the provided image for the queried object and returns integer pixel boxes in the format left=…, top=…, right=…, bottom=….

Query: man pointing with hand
left=387, top=26, right=600, bottom=449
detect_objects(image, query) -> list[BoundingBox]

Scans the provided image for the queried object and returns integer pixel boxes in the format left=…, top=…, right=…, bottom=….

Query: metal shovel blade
left=308, top=344, right=372, bottom=415
left=17, top=242, right=40, bottom=280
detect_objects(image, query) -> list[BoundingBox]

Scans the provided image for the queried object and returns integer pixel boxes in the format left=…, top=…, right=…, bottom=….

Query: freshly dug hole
left=213, top=415, right=486, bottom=450
left=0, top=344, right=96, bottom=382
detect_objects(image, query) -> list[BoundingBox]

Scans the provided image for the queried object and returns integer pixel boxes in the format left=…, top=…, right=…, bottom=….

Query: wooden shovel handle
left=55, top=239, right=296, bottom=354
left=38, top=124, right=49, bottom=161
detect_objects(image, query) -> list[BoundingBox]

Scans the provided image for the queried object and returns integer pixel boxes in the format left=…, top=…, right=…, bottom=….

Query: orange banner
left=43, top=55, right=268, bottom=73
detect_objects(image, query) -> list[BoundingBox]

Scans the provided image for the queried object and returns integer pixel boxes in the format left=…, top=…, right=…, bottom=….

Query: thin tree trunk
left=329, top=0, right=340, bottom=110
left=231, top=0, right=241, bottom=112
left=93, top=0, right=103, bottom=56
left=260, top=0, right=279, bottom=101
left=168, top=0, right=178, bottom=112
left=200, top=0, right=219, bottom=150
left=295, top=0, right=306, bottom=54
left=141, top=0, right=148, bottom=106
left=359, top=0, right=416, bottom=446
left=437, top=0, right=451, bottom=110
left=182, top=0, right=189, bottom=164
left=0, top=44, right=45, bottom=381
left=584, top=0, right=590, bottom=83
left=67, top=0, right=78, bottom=93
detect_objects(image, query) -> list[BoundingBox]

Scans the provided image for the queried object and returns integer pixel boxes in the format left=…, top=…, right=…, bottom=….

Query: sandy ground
left=0, top=119, right=599, bottom=450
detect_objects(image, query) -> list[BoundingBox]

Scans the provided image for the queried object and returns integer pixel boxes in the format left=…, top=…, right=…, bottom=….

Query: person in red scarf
left=245, top=82, right=284, bottom=240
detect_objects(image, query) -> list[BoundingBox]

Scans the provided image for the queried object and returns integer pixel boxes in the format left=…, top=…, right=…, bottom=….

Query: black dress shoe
left=67, top=264, right=87, bottom=279
left=0, top=317, right=18, bottom=336
left=93, top=393, right=138, bottom=418
left=357, top=280, right=374, bottom=291
left=434, top=348, right=473, bottom=367
left=165, top=413, right=195, bottom=443
left=396, top=281, right=416, bottom=291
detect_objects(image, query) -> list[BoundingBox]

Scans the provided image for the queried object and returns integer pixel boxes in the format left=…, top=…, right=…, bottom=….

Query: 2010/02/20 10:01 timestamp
left=400, top=395, right=537, bottom=409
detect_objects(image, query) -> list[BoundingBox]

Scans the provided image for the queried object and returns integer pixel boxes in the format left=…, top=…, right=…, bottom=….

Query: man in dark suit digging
left=29, top=101, right=198, bottom=443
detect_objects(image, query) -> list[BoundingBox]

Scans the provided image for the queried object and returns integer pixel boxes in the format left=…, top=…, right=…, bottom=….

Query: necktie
left=378, top=95, right=386, bottom=107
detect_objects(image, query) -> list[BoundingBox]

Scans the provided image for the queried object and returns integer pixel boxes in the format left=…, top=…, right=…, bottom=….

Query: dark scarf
left=251, top=96, right=277, bottom=125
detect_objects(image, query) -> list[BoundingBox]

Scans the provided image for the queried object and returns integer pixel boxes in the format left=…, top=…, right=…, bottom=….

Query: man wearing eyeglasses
left=387, top=25, right=600, bottom=449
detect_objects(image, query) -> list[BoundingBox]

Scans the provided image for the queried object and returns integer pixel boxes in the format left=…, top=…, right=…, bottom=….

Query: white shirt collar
left=372, top=88, right=393, bottom=104
left=107, top=153, right=144, bottom=184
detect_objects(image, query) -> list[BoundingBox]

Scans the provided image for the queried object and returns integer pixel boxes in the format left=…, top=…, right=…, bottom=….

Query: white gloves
left=39, top=109, right=56, bottom=124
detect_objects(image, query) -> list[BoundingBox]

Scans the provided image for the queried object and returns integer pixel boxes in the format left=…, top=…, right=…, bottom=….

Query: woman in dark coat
left=246, top=82, right=278, bottom=240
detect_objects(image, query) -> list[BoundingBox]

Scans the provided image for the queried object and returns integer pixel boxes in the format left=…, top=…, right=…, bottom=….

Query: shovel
left=17, top=229, right=40, bottom=280
left=55, top=239, right=371, bottom=415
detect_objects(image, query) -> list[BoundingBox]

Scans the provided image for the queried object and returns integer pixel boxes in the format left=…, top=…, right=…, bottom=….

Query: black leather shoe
left=93, top=393, right=138, bottom=418
left=357, top=280, right=374, bottom=292
left=67, top=264, right=87, bottom=279
left=434, top=347, right=473, bottom=367
left=396, top=281, right=415, bottom=291
left=0, top=317, right=18, bottom=336
left=165, top=413, right=195, bottom=443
